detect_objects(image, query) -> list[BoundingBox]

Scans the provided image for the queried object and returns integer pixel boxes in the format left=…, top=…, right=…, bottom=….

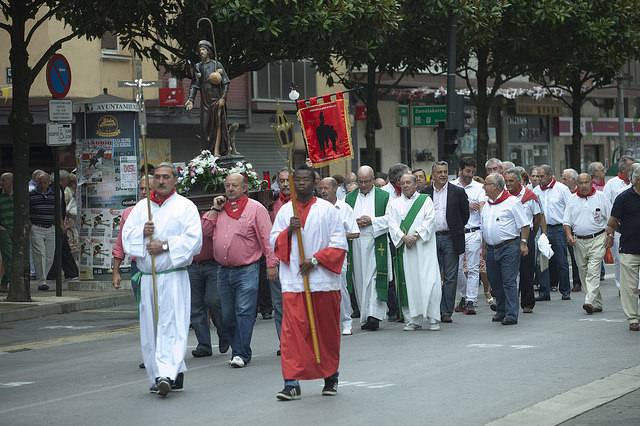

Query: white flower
left=195, top=167, right=204, bottom=175
left=245, top=163, right=253, bottom=169
left=191, top=178, right=196, bottom=184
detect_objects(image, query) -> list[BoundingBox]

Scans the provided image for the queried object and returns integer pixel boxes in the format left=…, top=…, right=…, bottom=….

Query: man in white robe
left=122, top=163, right=202, bottom=397
left=389, top=173, right=442, bottom=331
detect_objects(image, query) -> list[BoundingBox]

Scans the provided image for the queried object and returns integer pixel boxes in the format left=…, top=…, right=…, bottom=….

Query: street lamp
left=288, top=83, right=300, bottom=102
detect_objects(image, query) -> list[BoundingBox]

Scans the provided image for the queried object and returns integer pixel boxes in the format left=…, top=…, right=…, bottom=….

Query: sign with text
left=46, top=122, right=72, bottom=146
left=412, top=105, right=446, bottom=127
left=49, top=99, right=73, bottom=122
left=158, top=88, right=184, bottom=107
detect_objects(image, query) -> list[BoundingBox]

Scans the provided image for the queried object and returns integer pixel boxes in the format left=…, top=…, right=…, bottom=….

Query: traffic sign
left=412, top=105, right=447, bottom=127
left=49, top=99, right=73, bottom=122
left=46, top=54, right=72, bottom=99
left=46, top=122, right=72, bottom=146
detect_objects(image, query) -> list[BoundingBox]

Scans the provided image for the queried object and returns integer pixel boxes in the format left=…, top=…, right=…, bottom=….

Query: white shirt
left=432, top=183, right=449, bottom=232
left=336, top=185, right=346, bottom=201
left=533, top=179, right=571, bottom=225
left=603, top=176, right=628, bottom=205
left=562, top=191, right=610, bottom=236
left=381, top=182, right=401, bottom=201
left=514, top=186, right=541, bottom=228
left=333, top=199, right=358, bottom=272
left=452, top=177, right=486, bottom=229
left=481, top=192, right=529, bottom=246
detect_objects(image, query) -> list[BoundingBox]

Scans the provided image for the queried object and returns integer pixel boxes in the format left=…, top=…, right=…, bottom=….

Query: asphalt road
left=0, top=275, right=638, bottom=425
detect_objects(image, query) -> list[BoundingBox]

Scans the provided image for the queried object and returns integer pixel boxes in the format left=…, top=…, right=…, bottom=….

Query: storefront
left=505, top=114, right=551, bottom=170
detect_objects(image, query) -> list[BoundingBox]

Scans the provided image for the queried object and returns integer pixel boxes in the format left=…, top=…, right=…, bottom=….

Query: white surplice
left=350, top=189, right=391, bottom=323
left=122, top=192, right=202, bottom=386
left=334, top=199, right=359, bottom=330
left=388, top=192, right=441, bottom=322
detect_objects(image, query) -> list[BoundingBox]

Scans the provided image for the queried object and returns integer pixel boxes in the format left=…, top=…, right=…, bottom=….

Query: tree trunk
left=570, top=91, right=583, bottom=171
left=473, top=49, right=491, bottom=176
left=364, top=62, right=380, bottom=171
left=6, top=1, right=32, bottom=302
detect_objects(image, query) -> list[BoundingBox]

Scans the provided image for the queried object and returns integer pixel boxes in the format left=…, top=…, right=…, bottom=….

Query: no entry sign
left=46, top=53, right=72, bottom=99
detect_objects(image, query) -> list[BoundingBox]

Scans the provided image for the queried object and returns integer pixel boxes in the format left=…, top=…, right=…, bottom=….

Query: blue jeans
left=547, top=225, right=571, bottom=297
left=217, top=261, right=260, bottom=363
left=486, top=240, right=521, bottom=321
left=437, top=234, right=459, bottom=315
left=188, top=260, right=229, bottom=354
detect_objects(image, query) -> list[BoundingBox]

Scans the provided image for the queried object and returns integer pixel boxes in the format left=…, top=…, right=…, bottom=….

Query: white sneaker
left=342, top=328, right=352, bottom=335
left=403, top=322, right=421, bottom=331
left=428, top=320, right=441, bottom=331
left=229, top=356, right=245, bottom=368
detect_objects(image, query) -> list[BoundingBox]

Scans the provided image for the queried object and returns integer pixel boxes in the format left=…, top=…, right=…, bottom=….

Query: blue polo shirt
left=611, top=186, right=640, bottom=255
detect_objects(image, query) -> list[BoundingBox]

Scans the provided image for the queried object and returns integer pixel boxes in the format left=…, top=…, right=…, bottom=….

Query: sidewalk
left=0, top=280, right=135, bottom=322
left=561, top=388, right=640, bottom=425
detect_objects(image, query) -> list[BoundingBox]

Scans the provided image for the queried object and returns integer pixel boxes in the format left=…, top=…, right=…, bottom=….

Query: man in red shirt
left=204, top=173, right=277, bottom=368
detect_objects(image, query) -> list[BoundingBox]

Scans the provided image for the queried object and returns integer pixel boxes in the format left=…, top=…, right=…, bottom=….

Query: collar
left=223, top=194, right=249, bottom=220
left=149, top=189, right=176, bottom=206
left=488, top=190, right=511, bottom=205
left=391, top=182, right=402, bottom=196
left=403, top=191, right=418, bottom=200
left=540, top=177, right=556, bottom=191
left=508, top=182, right=523, bottom=197
left=577, top=186, right=596, bottom=199
left=359, top=189, right=373, bottom=197
left=434, top=183, right=447, bottom=193
left=618, top=172, right=631, bottom=185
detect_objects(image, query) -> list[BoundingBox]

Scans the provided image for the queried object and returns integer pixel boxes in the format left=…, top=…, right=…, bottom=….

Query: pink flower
left=190, top=171, right=195, bottom=177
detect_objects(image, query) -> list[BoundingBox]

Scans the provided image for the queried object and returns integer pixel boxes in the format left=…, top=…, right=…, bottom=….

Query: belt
left=33, top=223, right=53, bottom=228
left=436, top=230, right=450, bottom=236
left=192, top=258, right=215, bottom=265
left=219, top=262, right=254, bottom=269
left=487, top=237, right=518, bottom=250
left=575, top=229, right=605, bottom=240
left=465, top=227, right=481, bottom=234
left=548, top=224, right=563, bottom=228
left=131, top=267, right=187, bottom=286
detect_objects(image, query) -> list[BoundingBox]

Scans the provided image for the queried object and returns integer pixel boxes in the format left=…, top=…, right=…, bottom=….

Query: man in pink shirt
left=204, top=173, right=277, bottom=368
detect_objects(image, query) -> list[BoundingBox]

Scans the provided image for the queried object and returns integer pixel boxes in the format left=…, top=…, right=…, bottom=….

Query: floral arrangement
left=176, top=150, right=263, bottom=194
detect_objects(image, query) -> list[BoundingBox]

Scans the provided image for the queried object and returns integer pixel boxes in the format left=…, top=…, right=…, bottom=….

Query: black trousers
left=519, top=234, right=536, bottom=309
left=568, top=246, right=582, bottom=288
left=47, top=234, right=78, bottom=279
left=257, top=257, right=272, bottom=315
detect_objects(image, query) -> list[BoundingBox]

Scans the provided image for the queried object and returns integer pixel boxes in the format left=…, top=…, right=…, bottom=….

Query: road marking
left=0, top=382, right=34, bottom=388
left=466, top=344, right=536, bottom=350
left=511, top=345, right=536, bottom=350
left=40, top=325, right=96, bottom=330
left=0, top=325, right=139, bottom=353
left=340, top=380, right=396, bottom=389
left=579, top=318, right=625, bottom=323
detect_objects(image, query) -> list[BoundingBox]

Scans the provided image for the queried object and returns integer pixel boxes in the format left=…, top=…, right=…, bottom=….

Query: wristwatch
left=520, top=238, right=528, bottom=244
left=310, top=257, right=319, bottom=267
left=161, top=241, right=169, bottom=252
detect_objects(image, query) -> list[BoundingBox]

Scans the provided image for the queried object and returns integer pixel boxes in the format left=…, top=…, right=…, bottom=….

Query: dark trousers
left=547, top=225, right=571, bottom=297
left=519, top=234, right=536, bottom=309
left=47, top=234, right=78, bottom=279
left=568, top=246, right=582, bottom=288
left=387, top=239, right=399, bottom=317
left=437, top=234, right=459, bottom=316
left=487, top=240, right=521, bottom=321
left=257, top=257, right=273, bottom=315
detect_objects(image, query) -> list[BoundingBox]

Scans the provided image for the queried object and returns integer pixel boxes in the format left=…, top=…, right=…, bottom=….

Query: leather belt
left=575, top=229, right=605, bottom=240
left=487, top=237, right=518, bottom=250
left=547, top=224, right=563, bottom=228
left=465, top=227, right=481, bottom=234
left=436, top=230, right=450, bottom=236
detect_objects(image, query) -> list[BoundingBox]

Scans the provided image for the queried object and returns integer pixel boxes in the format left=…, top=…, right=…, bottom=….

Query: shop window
left=253, top=61, right=317, bottom=101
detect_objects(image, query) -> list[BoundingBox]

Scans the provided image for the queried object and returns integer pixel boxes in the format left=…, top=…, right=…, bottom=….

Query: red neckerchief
left=508, top=182, right=523, bottom=196
left=392, top=182, right=402, bottom=196
left=593, top=178, right=605, bottom=188
left=618, top=172, right=630, bottom=185
left=149, top=189, right=175, bottom=206
left=540, top=177, right=556, bottom=190
left=521, top=187, right=539, bottom=205
left=223, top=194, right=249, bottom=220
left=488, top=190, right=511, bottom=205
left=279, top=192, right=290, bottom=204
left=577, top=186, right=596, bottom=199
left=295, top=196, right=317, bottom=227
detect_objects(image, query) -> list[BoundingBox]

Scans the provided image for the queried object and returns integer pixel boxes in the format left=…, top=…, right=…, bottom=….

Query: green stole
left=394, top=193, right=428, bottom=308
left=345, top=187, right=390, bottom=302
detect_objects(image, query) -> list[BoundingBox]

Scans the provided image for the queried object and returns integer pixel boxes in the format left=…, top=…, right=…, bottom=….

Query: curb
left=0, top=293, right=135, bottom=323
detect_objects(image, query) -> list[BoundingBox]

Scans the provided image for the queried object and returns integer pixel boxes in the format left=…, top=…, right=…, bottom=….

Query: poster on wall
left=77, top=102, right=138, bottom=279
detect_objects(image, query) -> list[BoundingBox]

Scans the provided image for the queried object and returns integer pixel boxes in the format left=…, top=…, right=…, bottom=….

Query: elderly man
left=381, top=163, right=411, bottom=201
left=412, top=169, right=429, bottom=192
left=122, top=163, right=202, bottom=396
left=605, top=165, right=640, bottom=331
left=589, top=161, right=606, bottom=192
left=604, top=156, right=636, bottom=290
left=505, top=167, right=545, bottom=314
left=422, top=161, right=469, bottom=323
left=389, top=174, right=441, bottom=331
left=205, top=173, right=277, bottom=368
left=345, top=166, right=390, bottom=331
left=533, top=165, right=572, bottom=301
left=485, top=158, right=503, bottom=175
left=564, top=173, right=610, bottom=315
left=318, top=177, right=359, bottom=335
left=452, top=157, right=485, bottom=315
left=0, top=172, right=13, bottom=291
left=561, top=168, right=583, bottom=292
left=482, top=173, right=530, bottom=325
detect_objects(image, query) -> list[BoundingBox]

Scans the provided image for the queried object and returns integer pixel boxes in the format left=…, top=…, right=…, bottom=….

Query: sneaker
left=341, top=327, right=352, bottom=335
left=428, top=320, right=440, bottom=331
left=463, top=301, right=476, bottom=315
left=171, top=373, right=184, bottom=392
left=276, top=385, right=301, bottom=401
left=156, top=377, right=171, bottom=397
left=487, top=297, right=495, bottom=305
left=322, top=379, right=338, bottom=396
left=403, top=322, right=421, bottom=331
left=454, top=297, right=466, bottom=313
left=229, top=356, right=245, bottom=368
left=192, top=348, right=212, bottom=358
left=37, top=284, right=49, bottom=291
left=149, top=384, right=158, bottom=394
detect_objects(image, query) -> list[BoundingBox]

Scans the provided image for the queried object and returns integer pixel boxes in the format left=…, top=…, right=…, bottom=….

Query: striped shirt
left=30, top=187, right=65, bottom=227
left=0, top=193, right=13, bottom=231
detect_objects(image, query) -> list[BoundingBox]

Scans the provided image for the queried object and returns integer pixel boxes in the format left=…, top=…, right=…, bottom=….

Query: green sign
left=412, top=105, right=447, bottom=127
left=398, top=105, right=409, bottom=127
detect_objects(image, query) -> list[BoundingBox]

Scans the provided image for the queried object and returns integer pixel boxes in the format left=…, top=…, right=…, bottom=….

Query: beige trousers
left=619, top=253, right=640, bottom=324
left=574, top=232, right=606, bottom=308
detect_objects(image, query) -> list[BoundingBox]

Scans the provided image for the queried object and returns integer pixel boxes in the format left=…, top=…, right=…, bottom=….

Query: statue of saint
left=185, top=40, right=231, bottom=157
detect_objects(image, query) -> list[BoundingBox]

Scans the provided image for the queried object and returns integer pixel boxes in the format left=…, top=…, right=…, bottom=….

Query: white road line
left=0, top=382, right=34, bottom=388
left=486, top=364, right=640, bottom=426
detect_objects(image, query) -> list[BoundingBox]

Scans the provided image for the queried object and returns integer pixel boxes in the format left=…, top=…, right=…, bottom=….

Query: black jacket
left=421, top=182, right=470, bottom=255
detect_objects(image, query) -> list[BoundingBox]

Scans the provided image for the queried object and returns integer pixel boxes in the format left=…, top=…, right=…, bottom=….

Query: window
left=101, top=32, right=118, bottom=53
left=253, top=60, right=317, bottom=101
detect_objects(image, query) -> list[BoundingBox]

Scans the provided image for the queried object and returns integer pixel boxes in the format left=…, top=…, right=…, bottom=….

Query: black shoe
left=37, top=284, right=49, bottom=291
left=276, top=385, right=301, bottom=401
left=139, top=362, right=145, bottom=369
left=219, top=340, right=230, bottom=354
left=262, top=312, right=273, bottom=320
left=361, top=316, right=379, bottom=331
left=490, top=303, right=497, bottom=312
left=492, top=314, right=505, bottom=322
left=561, top=295, right=571, bottom=301
left=171, top=373, right=184, bottom=392
left=156, top=377, right=171, bottom=397
left=192, top=348, right=212, bottom=358
left=535, top=295, right=551, bottom=301
left=322, top=378, right=338, bottom=396
left=501, top=318, right=518, bottom=325
left=276, top=349, right=281, bottom=356
left=351, top=310, right=360, bottom=319
left=387, top=314, right=399, bottom=322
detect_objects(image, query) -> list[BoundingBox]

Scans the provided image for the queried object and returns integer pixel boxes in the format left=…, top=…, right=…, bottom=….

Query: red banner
left=297, top=93, right=353, bottom=167
left=159, top=88, right=184, bottom=107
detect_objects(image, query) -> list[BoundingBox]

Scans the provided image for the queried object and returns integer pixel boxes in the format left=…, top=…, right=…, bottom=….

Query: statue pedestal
left=216, top=154, right=245, bottom=169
